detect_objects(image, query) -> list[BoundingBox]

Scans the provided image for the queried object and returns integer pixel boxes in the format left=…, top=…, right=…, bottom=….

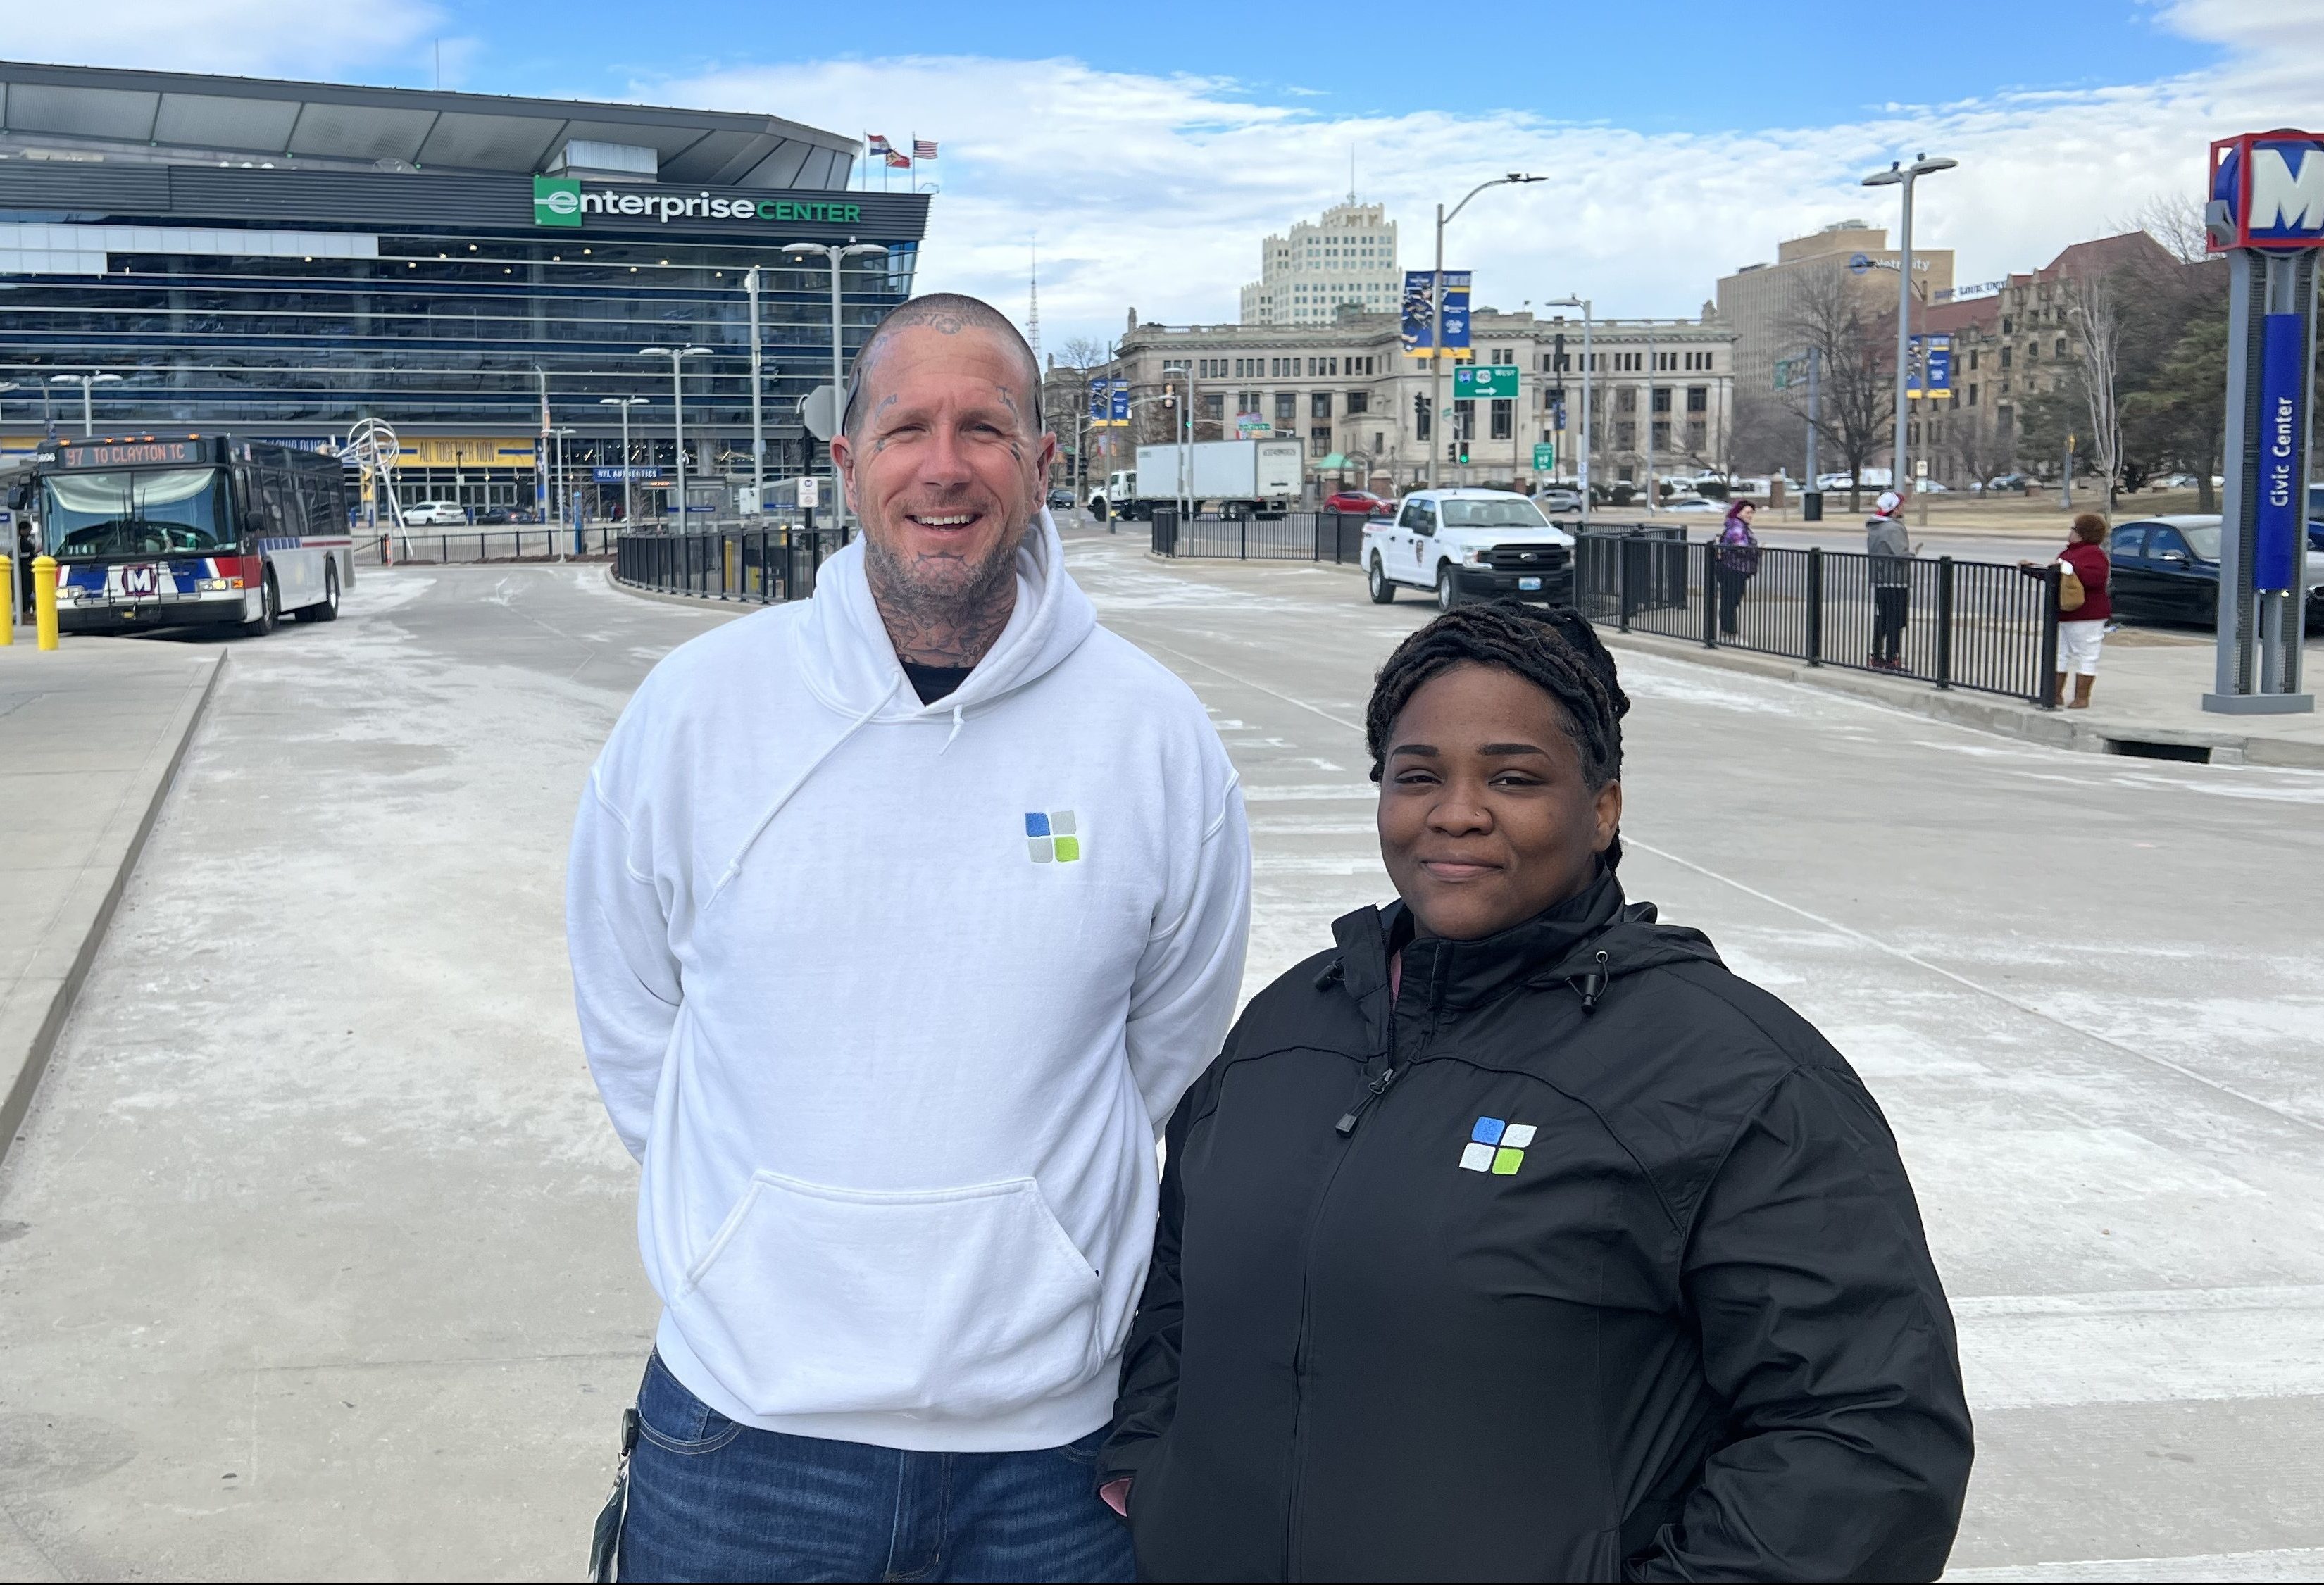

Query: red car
left=1323, top=490, right=1392, bottom=518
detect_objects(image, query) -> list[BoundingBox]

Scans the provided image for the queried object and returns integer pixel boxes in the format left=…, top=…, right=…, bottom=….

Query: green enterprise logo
left=534, top=175, right=582, bottom=227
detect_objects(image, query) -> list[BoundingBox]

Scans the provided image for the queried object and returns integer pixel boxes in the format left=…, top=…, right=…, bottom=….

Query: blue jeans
left=615, top=1353, right=1135, bottom=1583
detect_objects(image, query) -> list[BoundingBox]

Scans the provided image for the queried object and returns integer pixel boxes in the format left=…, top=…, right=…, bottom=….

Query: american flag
left=866, top=133, right=893, bottom=154
left=913, top=138, right=938, bottom=160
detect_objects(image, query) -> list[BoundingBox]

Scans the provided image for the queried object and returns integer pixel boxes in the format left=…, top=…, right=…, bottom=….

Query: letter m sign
left=2209, top=130, right=2324, bottom=251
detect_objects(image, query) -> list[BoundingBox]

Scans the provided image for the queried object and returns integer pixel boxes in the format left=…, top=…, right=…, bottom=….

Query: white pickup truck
left=1363, top=489, right=1577, bottom=611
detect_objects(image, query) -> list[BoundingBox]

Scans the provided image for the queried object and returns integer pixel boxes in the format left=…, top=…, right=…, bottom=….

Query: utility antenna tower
left=1025, top=236, right=1043, bottom=368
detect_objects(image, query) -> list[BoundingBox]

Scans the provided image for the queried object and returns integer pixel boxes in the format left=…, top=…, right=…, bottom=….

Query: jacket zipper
left=1287, top=1016, right=1409, bottom=1577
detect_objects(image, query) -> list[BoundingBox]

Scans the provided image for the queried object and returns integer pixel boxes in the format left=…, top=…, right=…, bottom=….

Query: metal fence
left=1150, top=510, right=1372, bottom=565
left=1573, top=531, right=2062, bottom=706
left=612, top=527, right=851, bottom=604
left=351, top=525, right=623, bottom=565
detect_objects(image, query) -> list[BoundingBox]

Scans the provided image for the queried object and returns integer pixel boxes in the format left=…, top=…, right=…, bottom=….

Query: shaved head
left=844, top=293, right=1042, bottom=442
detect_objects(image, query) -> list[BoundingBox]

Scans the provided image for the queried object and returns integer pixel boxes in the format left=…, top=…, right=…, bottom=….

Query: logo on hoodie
left=1025, top=810, right=1081, bottom=863
left=1459, top=1116, right=1535, bottom=1175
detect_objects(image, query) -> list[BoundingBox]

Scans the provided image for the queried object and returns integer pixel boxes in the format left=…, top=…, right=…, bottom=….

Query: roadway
left=1, top=535, right=2320, bottom=1579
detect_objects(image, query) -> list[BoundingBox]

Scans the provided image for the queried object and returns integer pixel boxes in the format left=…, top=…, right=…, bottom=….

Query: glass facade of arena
left=0, top=63, right=930, bottom=518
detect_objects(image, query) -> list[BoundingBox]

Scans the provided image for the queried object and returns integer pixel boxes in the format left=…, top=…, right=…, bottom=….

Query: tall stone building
left=1237, top=201, right=1400, bottom=326
left=1716, top=221, right=1955, bottom=396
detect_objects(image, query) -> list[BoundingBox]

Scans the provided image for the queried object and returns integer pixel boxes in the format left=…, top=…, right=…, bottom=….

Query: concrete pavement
left=0, top=638, right=223, bottom=1167
left=0, top=540, right=2318, bottom=1578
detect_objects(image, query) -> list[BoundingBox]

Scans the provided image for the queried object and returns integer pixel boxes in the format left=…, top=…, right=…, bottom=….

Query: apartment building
left=1237, top=201, right=1401, bottom=327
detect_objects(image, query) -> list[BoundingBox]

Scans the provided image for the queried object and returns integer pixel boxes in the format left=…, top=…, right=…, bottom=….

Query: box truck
left=1087, top=439, right=1304, bottom=521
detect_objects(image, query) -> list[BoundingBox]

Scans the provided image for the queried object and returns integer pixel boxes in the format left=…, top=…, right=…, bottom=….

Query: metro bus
left=35, top=436, right=352, bottom=637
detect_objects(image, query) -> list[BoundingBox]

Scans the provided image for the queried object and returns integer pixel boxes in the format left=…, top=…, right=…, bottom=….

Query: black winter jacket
left=1101, top=873, right=1972, bottom=1582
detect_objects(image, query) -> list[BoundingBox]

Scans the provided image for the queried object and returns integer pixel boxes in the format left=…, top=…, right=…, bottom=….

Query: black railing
left=351, top=525, right=623, bottom=564
left=613, top=527, right=851, bottom=604
left=1151, top=510, right=1373, bottom=565
left=1573, top=532, right=2062, bottom=706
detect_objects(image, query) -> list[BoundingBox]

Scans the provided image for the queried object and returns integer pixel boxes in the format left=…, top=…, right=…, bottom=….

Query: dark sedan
left=2109, top=515, right=2324, bottom=625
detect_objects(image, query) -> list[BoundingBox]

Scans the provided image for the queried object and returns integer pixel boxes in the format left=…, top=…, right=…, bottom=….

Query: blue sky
left=32, top=0, right=2324, bottom=345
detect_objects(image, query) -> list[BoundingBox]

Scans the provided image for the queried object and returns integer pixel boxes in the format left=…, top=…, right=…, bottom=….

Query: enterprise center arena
left=0, top=59, right=930, bottom=516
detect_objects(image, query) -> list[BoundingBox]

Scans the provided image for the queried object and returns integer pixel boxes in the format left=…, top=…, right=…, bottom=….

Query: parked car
left=404, top=500, right=469, bottom=526
left=1323, top=489, right=1392, bottom=517
left=1662, top=495, right=1722, bottom=513
left=1045, top=487, right=1076, bottom=511
left=2108, top=514, right=2324, bottom=626
left=1361, top=489, right=1573, bottom=611
left=1532, top=487, right=1584, bottom=514
left=1986, top=472, right=2030, bottom=492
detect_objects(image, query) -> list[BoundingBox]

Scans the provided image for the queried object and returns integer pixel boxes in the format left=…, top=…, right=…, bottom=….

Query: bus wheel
left=302, top=562, right=340, bottom=622
left=243, top=570, right=279, bottom=637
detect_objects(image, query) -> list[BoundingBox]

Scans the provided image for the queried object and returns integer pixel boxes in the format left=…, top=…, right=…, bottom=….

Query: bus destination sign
left=58, top=441, right=205, bottom=469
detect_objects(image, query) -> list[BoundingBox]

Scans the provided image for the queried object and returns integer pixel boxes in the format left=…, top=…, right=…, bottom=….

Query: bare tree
left=1052, top=335, right=1111, bottom=501
left=1779, top=263, right=1894, bottom=511
left=2068, top=270, right=2126, bottom=508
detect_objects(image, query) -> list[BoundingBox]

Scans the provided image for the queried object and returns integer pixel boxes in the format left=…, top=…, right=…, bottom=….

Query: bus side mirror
left=6, top=485, right=26, bottom=511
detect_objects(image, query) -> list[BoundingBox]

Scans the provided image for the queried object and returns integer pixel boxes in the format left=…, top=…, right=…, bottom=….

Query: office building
left=1716, top=221, right=1954, bottom=398
left=1237, top=201, right=1399, bottom=327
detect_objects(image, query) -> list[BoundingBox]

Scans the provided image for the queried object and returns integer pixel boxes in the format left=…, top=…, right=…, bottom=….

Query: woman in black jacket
left=1101, top=603, right=1971, bottom=1582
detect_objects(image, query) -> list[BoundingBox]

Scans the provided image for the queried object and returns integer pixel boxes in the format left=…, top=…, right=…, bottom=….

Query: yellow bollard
left=0, top=556, right=13, bottom=646
left=33, top=555, right=58, bottom=651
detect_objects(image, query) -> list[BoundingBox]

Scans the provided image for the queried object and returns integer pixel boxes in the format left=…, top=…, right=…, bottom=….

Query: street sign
left=1454, top=365, right=1518, bottom=400
left=1532, top=443, right=1556, bottom=470
left=1773, top=357, right=1797, bottom=390
left=796, top=476, right=820, bottom=508
left=800, top=384, right=838, bottom=441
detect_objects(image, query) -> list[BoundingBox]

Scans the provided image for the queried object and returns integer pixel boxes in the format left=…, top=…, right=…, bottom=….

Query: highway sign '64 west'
left=2208, top=130, right=2324, bottom=251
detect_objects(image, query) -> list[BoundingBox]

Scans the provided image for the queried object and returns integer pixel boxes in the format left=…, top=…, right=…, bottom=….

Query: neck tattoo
left=864, top=527, right=1024, bottom=670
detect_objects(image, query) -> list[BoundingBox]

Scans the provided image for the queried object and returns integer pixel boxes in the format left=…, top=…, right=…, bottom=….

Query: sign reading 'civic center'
left=532, top=175, right=864, bottom=229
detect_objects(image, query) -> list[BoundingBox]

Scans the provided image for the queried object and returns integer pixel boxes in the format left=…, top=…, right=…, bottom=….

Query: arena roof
left=0, top=60, right=858, bottom=189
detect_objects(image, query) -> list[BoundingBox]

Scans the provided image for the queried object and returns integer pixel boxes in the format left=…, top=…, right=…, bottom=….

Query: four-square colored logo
left=533, top=174, right=583, bottom=227
left=1025, top=810, right=1080, bottom=863
left=1459, top=1116, right=1535, bottom=1176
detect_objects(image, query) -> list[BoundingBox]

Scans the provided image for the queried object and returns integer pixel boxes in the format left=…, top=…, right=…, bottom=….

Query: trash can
left=1802, top=490, right=1824, bottom=522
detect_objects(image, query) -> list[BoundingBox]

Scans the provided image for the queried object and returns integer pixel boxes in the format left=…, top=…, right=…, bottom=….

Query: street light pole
left=1429, top=174, right=1543, bottom=489
left=785, top=241, right=887, bottom=535
left=637, top=346, right=710, bottom=525
left=1863, top=154, right=1956, bottom=501
left=1544, top=297, right=1592, bottom=531
left=600, top=396, right=647, bottom=525
left=744, top=266, right=766, bottom=510
left=49, top=372, right=121, bottom=439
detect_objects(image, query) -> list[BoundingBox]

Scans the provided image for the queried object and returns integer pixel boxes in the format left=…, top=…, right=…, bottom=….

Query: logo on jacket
left=1459, top=1116, right=1535, bottom=1176
left=1025, top=810, right=1081, bottom=863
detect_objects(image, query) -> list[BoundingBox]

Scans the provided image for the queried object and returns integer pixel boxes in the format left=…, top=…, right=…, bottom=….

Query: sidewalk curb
left=601, top=564, right=764, bottom=611
left=1594, top=628, right=2324, bottom=768
left=0, top=650, right=227, bottom=1171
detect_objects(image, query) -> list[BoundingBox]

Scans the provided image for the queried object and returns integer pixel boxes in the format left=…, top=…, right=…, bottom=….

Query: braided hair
left=1366, top=601, right=1630, bottom=866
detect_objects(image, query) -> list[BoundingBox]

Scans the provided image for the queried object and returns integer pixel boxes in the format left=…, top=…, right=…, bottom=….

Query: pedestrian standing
left=568, top=292, right=1252, bottom=1584
left=15, top=520, right=34, bottom=623
left=1713, top=499, right=1760, bottom=637
left=1867, top=489, right=1913, bottom=670
left=1103, top=604, right=1973, bottom=1581
left=2021, top=511, right=2112, bottom=709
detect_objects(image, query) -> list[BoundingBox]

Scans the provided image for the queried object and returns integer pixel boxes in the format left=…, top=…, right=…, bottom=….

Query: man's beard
left=863, top=511, right=1031, bottom=628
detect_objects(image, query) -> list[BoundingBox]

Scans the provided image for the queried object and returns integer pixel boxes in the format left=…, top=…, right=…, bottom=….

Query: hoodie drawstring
left=706, top=672, right=903, bottom=909
left=1571, top=948, right=1611, bottom=1015
left=942, top=702, right=966, bottom=754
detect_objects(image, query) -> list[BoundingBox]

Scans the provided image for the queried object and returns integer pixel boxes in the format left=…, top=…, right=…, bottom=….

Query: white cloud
left=656, top=34, right=2324, bottom=351
left=11, top=0, right=455, bottom=86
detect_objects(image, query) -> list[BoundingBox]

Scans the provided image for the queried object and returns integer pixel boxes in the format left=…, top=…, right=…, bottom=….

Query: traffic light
left=1456, top=441, right=1470, bottom=465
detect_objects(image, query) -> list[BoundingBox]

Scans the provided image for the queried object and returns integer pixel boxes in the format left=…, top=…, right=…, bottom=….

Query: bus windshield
left=43, top=468, right=237, bottom=559
left=1439, top=497, right=1551, bottom=530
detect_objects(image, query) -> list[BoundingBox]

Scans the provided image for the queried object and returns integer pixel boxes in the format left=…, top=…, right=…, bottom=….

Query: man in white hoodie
left=568, top=294, right=1251, bottom=1581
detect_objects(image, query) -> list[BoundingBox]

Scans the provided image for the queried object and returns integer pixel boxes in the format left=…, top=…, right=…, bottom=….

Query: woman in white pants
left=2022, top=513, right=2111, bottom=708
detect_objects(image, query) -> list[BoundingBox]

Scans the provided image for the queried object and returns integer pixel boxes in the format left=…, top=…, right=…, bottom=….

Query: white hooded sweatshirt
left=568, top=514, right=1249, bottom=1453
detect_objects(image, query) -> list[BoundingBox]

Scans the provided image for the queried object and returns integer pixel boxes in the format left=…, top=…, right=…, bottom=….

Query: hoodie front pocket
left=675, top=1171, right=1105, bottom=1422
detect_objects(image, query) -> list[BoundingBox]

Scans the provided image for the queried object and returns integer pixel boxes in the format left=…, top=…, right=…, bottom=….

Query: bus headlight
left=198, top=578, right=232, bottom=592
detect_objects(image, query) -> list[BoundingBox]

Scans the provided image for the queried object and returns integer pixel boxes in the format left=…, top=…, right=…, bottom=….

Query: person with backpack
left=1866, top=490, right=1913, bottom=670
left=2020, top=512, right=2111, bottom=708
left=1101, top=603, right=1973, bottom=1582
left=1713, top=499, right=1760, bottom=637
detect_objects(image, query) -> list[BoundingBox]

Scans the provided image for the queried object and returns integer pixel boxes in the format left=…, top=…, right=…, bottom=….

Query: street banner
left=1088, top=377, right=1105, bottom=423
left=1108, top=380, right=1130, bottom=426
left=1401, top=270, right=1474, bottom=358
left=2256, top=311, right=2305, bottom=591
left=1906, top=334, right=1954, bottom=398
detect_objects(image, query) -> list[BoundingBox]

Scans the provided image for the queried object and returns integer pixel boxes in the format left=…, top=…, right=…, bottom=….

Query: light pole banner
left=1088, top=378, right=1105, bottom=423
left=1439, top=272, right=1472, bottom=356
left=1108, top=380, right=1130, bottom=426
left=2256, top=310, right=2305, bottom=592
left=1400, top=270, right=1473, bottom=357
